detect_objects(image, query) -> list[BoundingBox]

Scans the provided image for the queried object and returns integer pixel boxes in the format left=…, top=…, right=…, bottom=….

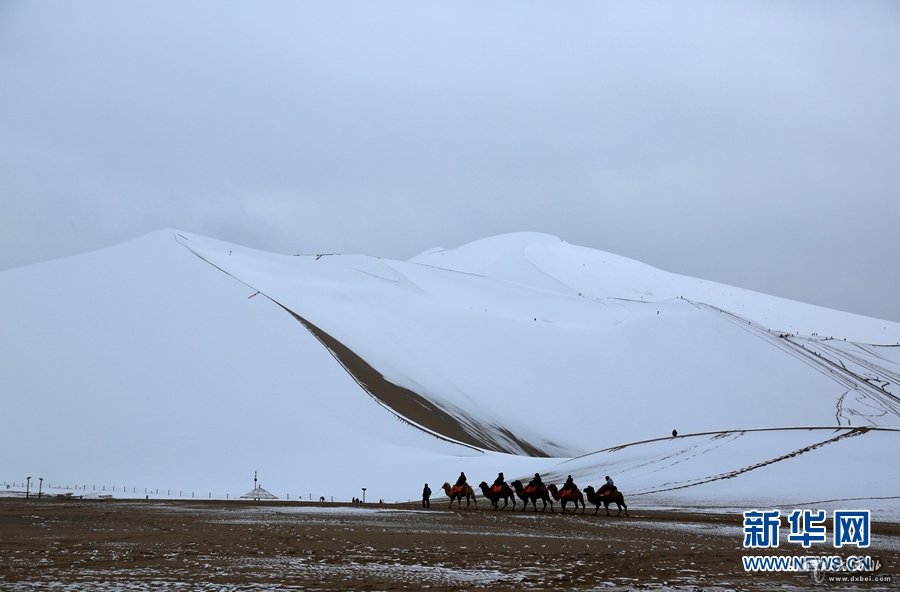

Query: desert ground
left=1, top=497, right=896, bottom=591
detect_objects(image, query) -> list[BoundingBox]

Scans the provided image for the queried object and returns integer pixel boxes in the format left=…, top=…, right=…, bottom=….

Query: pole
left=361, top=487, right=366, bottom=504
left=38, top=478, right=43, bottom=499
left=26, top=477, right=31, bottom=499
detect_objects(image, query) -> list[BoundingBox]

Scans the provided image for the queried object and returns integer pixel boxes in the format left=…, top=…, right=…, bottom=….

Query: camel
left=478, top=481, right=516, bottom=510
left=547, top=484, right=585, bottom=514
left=510, top=480, right=554, bottom=513
left=441, top=482, right=476, bottom=509
left=583, top=485, right=628, bottom=516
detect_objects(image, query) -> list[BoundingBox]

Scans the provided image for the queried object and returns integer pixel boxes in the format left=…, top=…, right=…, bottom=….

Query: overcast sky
left=1, top=1, right=898, bottom=321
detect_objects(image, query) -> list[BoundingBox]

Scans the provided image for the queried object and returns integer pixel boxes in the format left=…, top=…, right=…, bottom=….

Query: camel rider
left=455, top=472, right=467, bottom=487
left=528, top=473, right=543, bottom=488
left=493, top=472, right=505, bottom=492
left=600, top=475, right=616, bottom=494
left=562, top=475, right=577, bottom=492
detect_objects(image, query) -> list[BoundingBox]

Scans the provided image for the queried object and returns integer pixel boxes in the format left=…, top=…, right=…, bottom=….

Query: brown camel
left=478, top=481, right=516, bottom=510
left=510, top=480, right=554, bottom=512
left=441, top=482, right=476, bottom=509
left=583, top=485, right=628, bottom=516
left=547, top=484, right=585, bottom=514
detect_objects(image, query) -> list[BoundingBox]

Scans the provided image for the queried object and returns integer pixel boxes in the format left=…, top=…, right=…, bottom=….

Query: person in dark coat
left=493, top=472, right=505, bottom=487
left=422, top=483, right=431, bottom=508
left=455, top=472, right=467, bottom=487
left=672, top=429, right=678, bottom=437
left=528, top=473, right=543, bottom=488
left=562, top=474, right=577, bottom=492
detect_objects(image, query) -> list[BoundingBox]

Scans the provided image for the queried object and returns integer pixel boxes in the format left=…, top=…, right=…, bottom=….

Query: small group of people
left=525, top=472, right=615, bottom=493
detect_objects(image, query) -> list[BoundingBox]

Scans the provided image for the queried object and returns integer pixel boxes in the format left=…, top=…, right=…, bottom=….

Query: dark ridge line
left=406, top=261, right=488, bottom=278
left=789, top=495, right=900, bottom=506
left=173, top=233, right=551, bottom=457
left=174, top=234, right=897, bottom=464
left=578, top=432, right=744, bottom=478
left=281, top=309, right=482, bottom=453
left=283, top=308, right=551, bottom=457
left=629, top=427, right=872, bottom=496
left=565, top=425, right=900, bottom=462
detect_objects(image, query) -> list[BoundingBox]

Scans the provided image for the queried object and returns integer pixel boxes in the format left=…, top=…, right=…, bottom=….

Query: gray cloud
left=1, top=1, right=898, bottom=320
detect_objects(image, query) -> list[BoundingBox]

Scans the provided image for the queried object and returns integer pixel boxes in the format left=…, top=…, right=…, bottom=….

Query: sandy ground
left=1, top=498, right=897, bottom=591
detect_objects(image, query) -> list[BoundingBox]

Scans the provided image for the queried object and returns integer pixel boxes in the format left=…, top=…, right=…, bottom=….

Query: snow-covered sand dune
left=2, top=230, right=897, bottom=518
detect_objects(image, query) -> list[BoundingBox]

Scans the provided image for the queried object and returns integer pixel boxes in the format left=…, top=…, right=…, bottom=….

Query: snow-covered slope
left=2, top=230, right=897, bottom=516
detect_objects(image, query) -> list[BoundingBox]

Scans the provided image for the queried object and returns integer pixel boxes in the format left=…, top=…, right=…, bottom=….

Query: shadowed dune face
left=284, top=307, right=550, bottom=457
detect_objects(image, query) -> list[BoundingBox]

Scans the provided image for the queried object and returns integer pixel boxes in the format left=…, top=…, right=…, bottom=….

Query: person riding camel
left=599, top=475, right=616, bottom=495
left=492, top=472, right=505, bottom=493
left=528, top=473, right=543, bottom=489
left=455, top=472, right=467, bottom=488
left=562, top=474, right=577, bottom=492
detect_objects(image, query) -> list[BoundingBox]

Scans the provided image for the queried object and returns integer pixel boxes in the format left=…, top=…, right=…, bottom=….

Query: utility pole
left=26, top=476, right=31, bottom=499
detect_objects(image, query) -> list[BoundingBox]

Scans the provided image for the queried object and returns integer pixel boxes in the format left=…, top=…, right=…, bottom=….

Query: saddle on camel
left=478, top=481, right=515, bottom=510
left=441, top=482, right=476, bottom=509
left=547, top=480, right=585, bottom=514
left=583, top=484, right=628, bottom=516
left=510, top=478, right=554, bottom=512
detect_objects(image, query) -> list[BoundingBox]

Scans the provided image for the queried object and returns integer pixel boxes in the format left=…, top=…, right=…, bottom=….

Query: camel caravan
left=439, top=472, right=628, bottom=516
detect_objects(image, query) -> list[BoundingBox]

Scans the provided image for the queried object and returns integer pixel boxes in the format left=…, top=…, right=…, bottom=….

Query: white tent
left=240, top=485, right=278, bottom=501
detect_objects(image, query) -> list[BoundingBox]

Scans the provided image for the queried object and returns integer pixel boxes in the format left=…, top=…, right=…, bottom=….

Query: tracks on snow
left=687, top=300, right=900, bottom=424
left=627, top=427, right=871, bottom=495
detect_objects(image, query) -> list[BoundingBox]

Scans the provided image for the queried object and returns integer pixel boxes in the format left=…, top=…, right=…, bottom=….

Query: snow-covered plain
left=2, top=230, right=897, bottom=520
